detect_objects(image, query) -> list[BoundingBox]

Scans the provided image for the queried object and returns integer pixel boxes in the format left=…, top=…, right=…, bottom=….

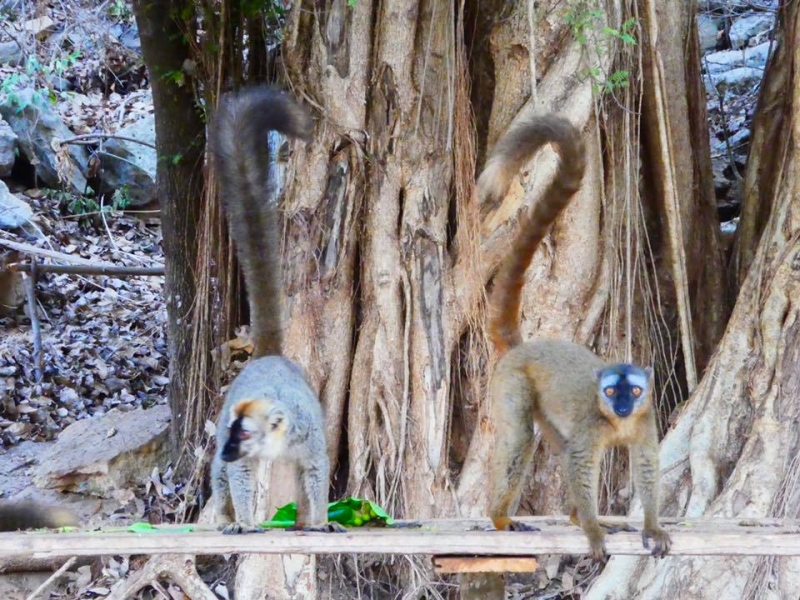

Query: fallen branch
left=0, top=239, right=108, bottom=267
left=25, top=556, right=76, bottom=600
left=8, top=263, right=165, bottom=277
left=106, top=554, right=216, bottom=600
left=59, top=132, right=157, bottom=149
left=22, top=264, right=42, bottom=383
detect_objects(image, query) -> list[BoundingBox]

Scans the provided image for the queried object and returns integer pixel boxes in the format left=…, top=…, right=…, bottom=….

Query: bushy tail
left=0, top=503, right=76, bottom=531
left=210, top=87, right=313, bottom=358
left=480, top=115, right=586, bottom=354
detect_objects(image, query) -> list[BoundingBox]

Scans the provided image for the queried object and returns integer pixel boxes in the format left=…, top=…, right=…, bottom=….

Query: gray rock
left=0, top=41, right=23, bottom=67
left=705, top=67, right=763, bottom=96
left=99, top=113, right=156, bottom=207
left=0, top=89, right=89, bottom=195
left=0, top=181, right=33, bottom=230
left=0, top=119, right=17, bottom=176
left=34, top=404, right=171, bottom=497
left=729, top=13, right=774, bottom=48
left=703, top=42, right=771, bottom=74
left=697, top=14, right=720, bottom=53
left=728, top=127, right=751, bottom=150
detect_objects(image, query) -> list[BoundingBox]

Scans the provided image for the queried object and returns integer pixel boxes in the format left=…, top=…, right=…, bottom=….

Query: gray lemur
left=209, top=86, right=340, bottom=534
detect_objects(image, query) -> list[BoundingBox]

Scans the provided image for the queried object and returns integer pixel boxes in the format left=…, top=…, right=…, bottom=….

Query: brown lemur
left=480, top=114, right=671, bottom=560
left=209, top=86, right=341, bottom=534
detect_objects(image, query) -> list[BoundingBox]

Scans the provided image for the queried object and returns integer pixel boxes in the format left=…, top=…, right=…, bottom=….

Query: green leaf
left=262, top=497, right=395, bottom=529
left=125, top=522, right=196, bottom=534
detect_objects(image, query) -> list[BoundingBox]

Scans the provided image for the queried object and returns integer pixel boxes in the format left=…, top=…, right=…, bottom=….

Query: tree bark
left=131, top=0, right=205, bottom=456
left=587, top=3, right=800, bottom=598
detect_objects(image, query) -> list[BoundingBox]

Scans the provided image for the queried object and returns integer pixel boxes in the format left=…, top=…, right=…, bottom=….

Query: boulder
left=705, top=67, right=764, bottom=96
left=0, top=88, right=90, bottom=195
left=0, top=119, right=17, bottom=176
left=0, top=41, right=23, bottom=67
left=98, top=113, right=156, bottom=207
left=34, top=404, right=171, bottom=497
left=697, top=14, right=720, bottom=53
left=0, top=182, right=33, bottom=230
left=704, top=42, right=771, bottom=75
left=729, top=12, right=774, bottom=48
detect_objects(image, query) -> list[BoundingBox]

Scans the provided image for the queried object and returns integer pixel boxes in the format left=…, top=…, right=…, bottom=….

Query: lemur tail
left=480, top=115, right=586, bottom=355
left=210, top=87, right=313, bottom=358
left=0, top=502, right=76, bottom=532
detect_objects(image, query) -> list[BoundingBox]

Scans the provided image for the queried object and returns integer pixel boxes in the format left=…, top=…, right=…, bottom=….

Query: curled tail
left=480, top=115, right=586, bottom=354
left=0, top=503, right=76, bottom=532
left=210, top=87, right=313, bottom=358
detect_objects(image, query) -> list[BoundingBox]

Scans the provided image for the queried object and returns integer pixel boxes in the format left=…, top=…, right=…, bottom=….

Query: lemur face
left=594, top=364, right=653, bottom=418
left=220, top=399, right=289, bottom=462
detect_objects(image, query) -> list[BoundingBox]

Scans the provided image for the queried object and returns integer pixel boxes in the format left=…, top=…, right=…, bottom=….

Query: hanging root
left=107, top=554, right=217, bottom=600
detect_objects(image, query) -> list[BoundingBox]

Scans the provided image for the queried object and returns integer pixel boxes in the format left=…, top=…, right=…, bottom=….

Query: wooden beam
left=433, top=555, right=539, bottom=573
left=0, top=518, right=799, bottom=561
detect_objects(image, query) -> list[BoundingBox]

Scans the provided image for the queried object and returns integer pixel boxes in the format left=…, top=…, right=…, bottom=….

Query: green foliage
left=262, top=497, right=395, bottom=529
left=108, top=0, right=133, bottom=22
left=161, top=69, right=186, bottom=88
left=0, top=51, right=80, bottom=109
left=45, top=186, right=130, bottom=217
left=565, top=1, right=637, bottom=95
left=112, top=186, right=132, bottom=211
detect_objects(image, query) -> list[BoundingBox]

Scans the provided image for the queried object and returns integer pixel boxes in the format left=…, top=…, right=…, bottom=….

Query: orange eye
left=604, top=387, right=615, bottom=397
left=631, top=386, right=642, bottom=397
left=239, top=431, right=251, bottom=440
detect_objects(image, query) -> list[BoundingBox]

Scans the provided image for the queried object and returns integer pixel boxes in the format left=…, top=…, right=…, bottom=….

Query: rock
left=705, top=67, right=763, bottom=96
left=22, top=16, right=55, bottom=39
left=48, top=74, right=72, bottom=92
left=728, top=127, right=751, bottom=151
left=110, top=22, right=141, bottom=52
left=98, top=113, right=156, bottom=207
left=729, top=13, right=774, bottom=48
left=0, top=440, right=119, bottom=540
left=0, top=120, right=17, bottom=176
left=0, top=182, right=33, bottom=230
left=0, top=41, right=23, bottom=67
left=0, top=88, right=90, bottom=195
left=703, top=42, right=771, bottom=75
left=34, top=404, right=171, bottom=497
left=697, top=14, right=721, bottom=53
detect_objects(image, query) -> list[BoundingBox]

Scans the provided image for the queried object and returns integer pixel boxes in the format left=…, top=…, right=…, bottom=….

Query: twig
left=8, top=263, right=165, bottom=277
left=23, top=263, right=43, bottom=383
left=59, top=133, right=156, bottom=149
left=25, top=556, right=77, bottom=600
left=0, top=239, right=106, bottom=267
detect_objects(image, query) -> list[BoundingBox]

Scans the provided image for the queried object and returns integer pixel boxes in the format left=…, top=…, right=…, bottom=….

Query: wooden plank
left=433, top=555, right=539, bottom=573
left=0, top=518, right=798, bottom=561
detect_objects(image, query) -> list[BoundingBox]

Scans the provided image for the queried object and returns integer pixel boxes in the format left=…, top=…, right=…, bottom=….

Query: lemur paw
left=221, top=522, right=262, bottom=534
left=642, top=526, right=671, bottom=558
left=288, top=522, right=347, bottom=533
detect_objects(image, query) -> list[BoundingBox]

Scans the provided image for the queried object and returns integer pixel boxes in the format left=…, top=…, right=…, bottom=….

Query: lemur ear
left=644, top=366, right=654, bottom=380
left=593, top=368, right=603, bottom=381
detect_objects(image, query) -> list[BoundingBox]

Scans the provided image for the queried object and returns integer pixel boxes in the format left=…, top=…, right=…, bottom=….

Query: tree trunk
left=458, top=0, right=725, bottom=519
left=588, top=3, right=800, bottom=598
left=131, top=0, right=205, bottom=456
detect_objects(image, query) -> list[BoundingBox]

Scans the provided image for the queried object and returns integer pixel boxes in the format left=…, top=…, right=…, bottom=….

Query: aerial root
left=107, top=554, right=217, bottom=600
